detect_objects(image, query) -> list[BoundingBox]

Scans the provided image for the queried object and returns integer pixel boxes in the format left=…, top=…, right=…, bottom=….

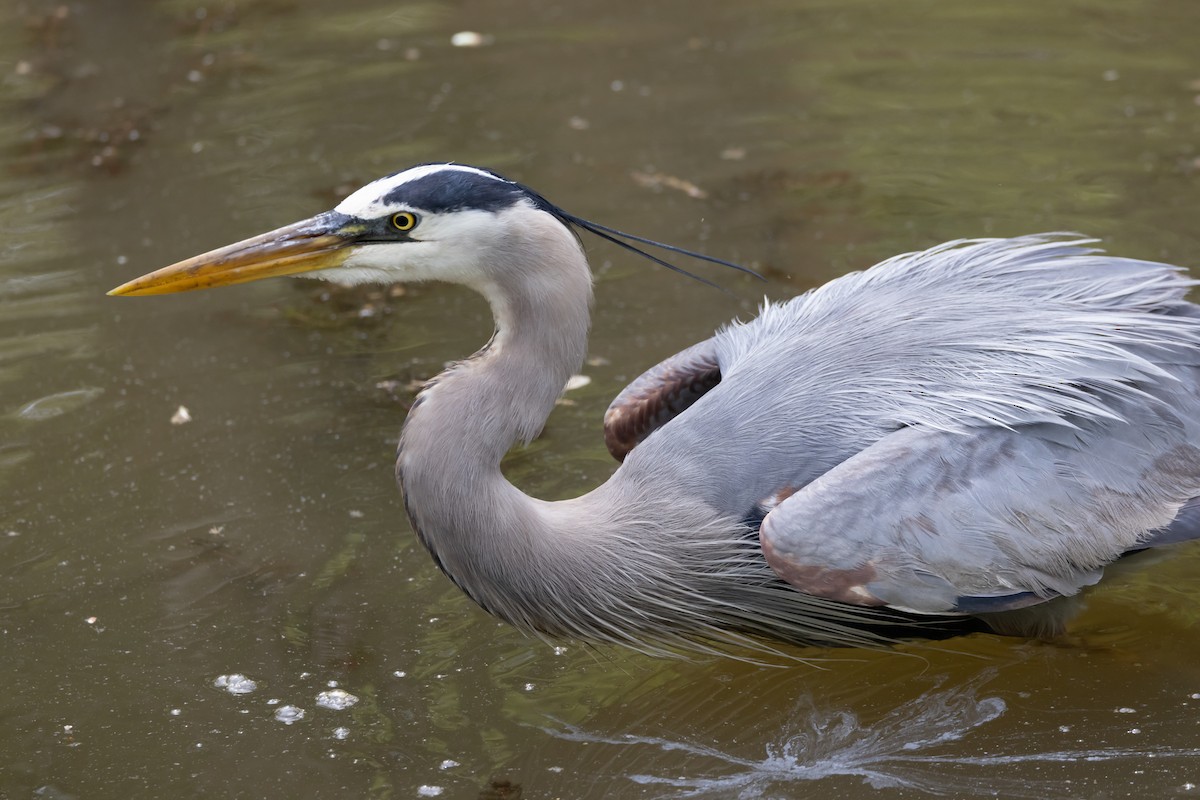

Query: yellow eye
left=391, top=212, right=418, bottom=232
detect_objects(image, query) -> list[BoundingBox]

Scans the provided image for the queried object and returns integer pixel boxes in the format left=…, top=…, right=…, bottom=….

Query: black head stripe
left=382, top=169, right=527, bottom=213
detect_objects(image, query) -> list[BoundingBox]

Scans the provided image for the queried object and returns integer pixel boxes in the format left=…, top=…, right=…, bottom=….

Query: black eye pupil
left=392, top=213, right=416, bottom=231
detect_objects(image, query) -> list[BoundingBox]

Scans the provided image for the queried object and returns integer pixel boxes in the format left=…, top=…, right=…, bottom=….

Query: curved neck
left=396, top=228, right=595, bottom=627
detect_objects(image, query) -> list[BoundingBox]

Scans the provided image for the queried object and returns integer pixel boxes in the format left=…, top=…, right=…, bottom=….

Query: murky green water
left=3, top=1, right=1200, bottom=797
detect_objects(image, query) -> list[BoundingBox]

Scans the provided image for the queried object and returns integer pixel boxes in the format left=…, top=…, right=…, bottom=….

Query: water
left=2, top=1, right=1200, bottom=797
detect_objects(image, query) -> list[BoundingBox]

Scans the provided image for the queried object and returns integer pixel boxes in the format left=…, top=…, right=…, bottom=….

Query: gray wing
left=603, top=338, right=721, bottom=461
left=759, top=414, right=1200, bottom=615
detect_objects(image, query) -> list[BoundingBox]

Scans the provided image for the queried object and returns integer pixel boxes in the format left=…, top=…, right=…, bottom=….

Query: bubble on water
left=315, top=689, right=359, bottom=711
left=333, top=727, right=350, bottom=740
left=439, top=759, right=459, bottom=770
left=274, top=705, right=305, bottom=725
left=416, top=786, right=444, bottom=797
left=213, top=674, right=257, bottom=695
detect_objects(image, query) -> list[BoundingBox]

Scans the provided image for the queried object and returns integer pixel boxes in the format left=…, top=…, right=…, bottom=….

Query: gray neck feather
left=396, top=216, right=600, bottom=628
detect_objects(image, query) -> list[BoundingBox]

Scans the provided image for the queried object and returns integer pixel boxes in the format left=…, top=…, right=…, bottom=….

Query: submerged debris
left=631, top=170, right=709, bottom=200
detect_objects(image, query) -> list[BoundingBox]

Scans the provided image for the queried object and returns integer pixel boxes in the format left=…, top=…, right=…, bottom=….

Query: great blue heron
left=111, top=163, right=1200, bottom=657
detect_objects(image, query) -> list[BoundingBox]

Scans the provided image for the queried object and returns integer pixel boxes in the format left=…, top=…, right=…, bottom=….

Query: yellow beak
left=108, top=213, right=359, bottom=297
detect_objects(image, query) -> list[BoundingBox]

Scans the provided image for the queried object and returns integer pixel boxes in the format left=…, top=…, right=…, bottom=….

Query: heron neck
left=395, top=252, right=595, bottom=624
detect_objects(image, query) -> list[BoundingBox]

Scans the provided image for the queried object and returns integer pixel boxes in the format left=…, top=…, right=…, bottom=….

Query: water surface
left=3, top=1, right=1200, bottom=797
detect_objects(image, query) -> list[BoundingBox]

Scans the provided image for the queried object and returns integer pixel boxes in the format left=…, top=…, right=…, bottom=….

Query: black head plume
left=549, top=207, right=765, bottom=290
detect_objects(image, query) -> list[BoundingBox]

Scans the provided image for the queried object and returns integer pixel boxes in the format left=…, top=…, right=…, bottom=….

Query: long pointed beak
left=108, top=212, right=361, bottom=297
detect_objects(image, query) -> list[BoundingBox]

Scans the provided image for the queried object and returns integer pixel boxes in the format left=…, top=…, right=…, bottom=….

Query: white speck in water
left=1058, top=725, right=1071, bottom=733
left=1116, top=707, right=1136, bottom=714
left=171, top=405, right=192, bottom=425
left=85, top=616, right=97, bottom=625
left=553, top=646, right=568, bottom=656
left=439, top=760, right=459, bottom=770
left=333, top=727, right=350, bottom=740
left=1182, top=782, right=1196, bottom=791
left=417, top=786, right=444, bottom=797
left=315, top=689, right=359, bottom=711
left=349, top=509, right=364, bottom=518
left=274, top=705, right=305, bottom=725
left=267, top=698, right=281, bottom=706
left=393, top=671, right=407, bottom=678
left=1191, top=693, right=1200, bottom=700
left=547, top=766, right=563, bottom=773
left=450, top=31, right=490, bottom=47
left=1129, top=728, right=1142, bottom=734
left=213, top=674, right=257, bottom=695
left=523, top=683, right=535, bottom=692
left=170, top=709, right=182, bottom=717
left=326, top=680, right=339, bottom=688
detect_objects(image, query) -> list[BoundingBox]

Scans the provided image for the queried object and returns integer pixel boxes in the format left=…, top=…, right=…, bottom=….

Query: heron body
left=112, top=163, right=1200, bottom=656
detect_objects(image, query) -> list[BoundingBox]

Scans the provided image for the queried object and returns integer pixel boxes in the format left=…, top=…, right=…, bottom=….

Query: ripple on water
left=17, top=387, right=103, bottom=420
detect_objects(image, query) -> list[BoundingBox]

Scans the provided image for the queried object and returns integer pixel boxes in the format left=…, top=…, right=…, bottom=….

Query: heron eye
left=391, top=212, right=418, bottom=232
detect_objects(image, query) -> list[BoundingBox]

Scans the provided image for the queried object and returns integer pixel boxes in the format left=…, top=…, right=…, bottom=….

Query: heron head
left=109, top=162, right=759, bottom=298
left=108, top=164, right=579, bottom=297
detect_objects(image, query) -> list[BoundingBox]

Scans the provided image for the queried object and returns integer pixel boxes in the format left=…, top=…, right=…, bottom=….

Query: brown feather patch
left=603, top=340, right=722, bottom=461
